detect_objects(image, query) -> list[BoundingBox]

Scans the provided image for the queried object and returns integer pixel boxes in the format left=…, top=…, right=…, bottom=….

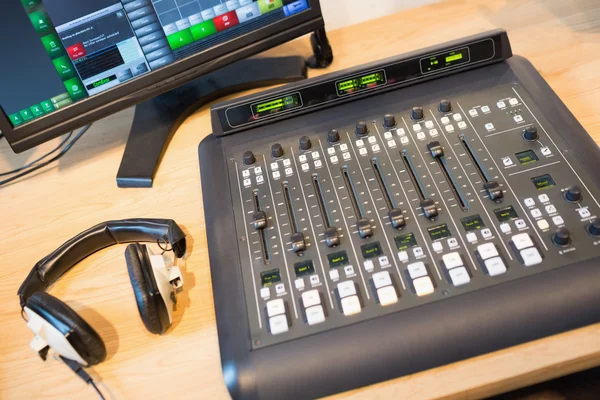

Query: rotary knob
left=564, top=185, right=582, bottom=203
left=299, top=136, right=312, bottom=151
left=439, top=99, right=452, bottom=113
left=243, top=151, right=256, bottom=165
left=328, top=129, right=340, bottom=143
left=383, top=114, right=397, bottom=128
left=523, top=126, right=539, bottom=141
left=552, top=228, right=571, bottom=247
left=411, top=106, right=424, bottom=121
left=587, top=219, right=600, bottom=237
left=271, top=143, right=284, bottom=158
left=356, top=121, right=369, bottom=136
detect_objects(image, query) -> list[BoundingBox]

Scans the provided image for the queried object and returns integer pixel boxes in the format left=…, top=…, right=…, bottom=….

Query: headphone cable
left=60, top=356, right=106, bottom=400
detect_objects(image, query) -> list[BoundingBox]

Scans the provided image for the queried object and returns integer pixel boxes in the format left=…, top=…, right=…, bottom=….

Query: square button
left=429, top=129, right=439, bottom=137
left=372, top=144, right=381, bottom=152
left=512, top=233, right=534, bottom=250
left=453, top=114, right=462, bottom=121
left=356, top=140, right=364, bottom=147
left=273, top=171, right=281, bottom=179
left=417, top=132, right=426, bottom=140
left=301, top=163, right=310, bottom=172
left=458, top=121, right=467, bottom=129
left=306, top=305, right=326, bottom=325
left=368, top=136, right=377, bottom=144
left=242, top=169, right=250, bottom=178
left=243, top=178, right=251, bottom=187
left=372, top=271, right=392, bottom=289
left=520, top=247, right=543, bottom=266
left=270, top=162, right=278, bottom=171
left=341, top=295, right=361, bottom=316
left=531, top=209, right=542, bottom=218
left=254, top=167, right=262, bottom=174
left=301, top=290, right=321, bottom=308
left=384, top=131, right=393, bottom=139
left=466, top=232, right=477, bottom=243
left=267, top=298, right=285, bottom=317
left=377, top=286, right=398, bottom=306
left=343, top=152, right=351, bottom=160
left=401, top=136, right=410, bottom=145
left=387, top=140, right=397, bottom=148
left=295, top=278, right=305, bottom=290
left=432, top=241, right=443, bottom=252
left=269, top=314, right=289, bottom=335
left=442, top=252, right=463, bottom=269
left=552, top=215, right=565, bottom=226
left=378, top=256, right=390, bottom=267
left=469, top=109, right=478, bottom=117
left=449, top=267, right=470, bottom=286
left=256, top=175, right=264, bottom=184
left=425, top=121, right=434, bottom=129
left=445, top=125, right=455, bottom=133
left=340, top=144, right=348, bottom=151
left=579, top=208, right=591, bottom=218
left=541, top=147, right=552, bottom=156
left=500, top=223, right=511, bottom=233
left=481, top=229, right=493, bottom=239
left=311, top=151, right=320, bottom=160
left=413, top=124, right=422, bottom=132
left=299, top=155, right=307, bottom=163
left=538, top=194, right=549, bottom=203
left=329, top=269, right=340, bottom=281
left=509, top=98, right=519, bottom=106
left=309, top=274, right=320, bottom=285
left=545, top=205, right=557, bottom=214
left=283, top=159, right=291, bottom=167
left=481, top=106, right=491, bottom=113
left=413, top=247, right=424, bottom=257
left=330, top=156, right=339, bottom=164
left=344, top=265, right=355, bottom=276
left=514, top=115, right=524, bottom=123
left=398, top=251, right=409, bottom=262
left=397, top=128, right=406, bottom=136
left=537, top=219, right=550, bottom=230
left=363, top=260, right=374, bottom=272
left=441, top=117, right=450, bottom=125
left=477, top=243, right=499, bottom=260
left=275, top=283, right=285, bottom=294
left=359, top=148, right=368, bottom=156
left=413, top=276, right=434, bottom=296
left=337, top=281, right=357, bottom=298
left=407, top=261, right=427, bottom=279
left=327, top=147, right=336, bottom=155
left=260, top=287, right=270, bottom=299
left=485, top=123, right=495, bottom=131
left=285, top=168, right=293, bottom=176
left=485, top=257, right=507, bottom=276
left=447, top=238, right=458, bottom=248
left=524, top=198, right=535, bottom=207
left=497, top=101, right=506, bottom=109
left=503, top=157, right=514, bottom=167
left=314, top=160, right=322, bottom=168
left=515, top=219, right=527, bottom=229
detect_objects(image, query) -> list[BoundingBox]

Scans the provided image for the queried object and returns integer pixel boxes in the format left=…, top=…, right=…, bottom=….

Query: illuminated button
left=429, top=129, right=439, bottom=137
left=398, top=251, right=409, bottom=262
left=477, top=243, right=499, bottom=260
left=485, top=123, right=495, bottom=131
left=306, top=305, right=325, bottom=325
left=356, top=139, right=365, bottom=147
left=242, top=169, right=250, bottom=178
left=273, top=171, right=281, bottom=179
left=500, top=223, right=512, bottom=233
left=469, top=109, right=478, bottom=117
left=521, top=247, right=543, bottom=266
left=329, top=269, right=339, bottom=281
left=441, top=117, right=450, bottom=125
left=512, top=233, right=534, bottom=250
left=285, top=168, right=293, bottom=176
left=466, top=232, right=477, bottom=243
left=254, top=167, right=262, bottom=174
left=269, top=314, right=288, bottom=335
left=502, top=157, right=514, bottom=167
left=283, top=159, right=291, bottom=167
left=524, top=198, right=535, bottom=207
left=449, top=267, right=470, bottom=286
left=338, top=281, right=357, bottom=298
left=401, top=136, right=410, bottom=145
left=243, top=179, right=251, bottom=187
left=372, top=144, right=381, bottom=152
left=377, top=286, right=398, bottom=306
left=481, top=229, right=493, bottom=239
left=378, top=256, right=390, bottom=267
left=344, top=265, right=355, bottom=276
left=309, top=274, right=320, bottom=285
left=260, top=287, right=270, bottom=299
left=515, top=219, right=527, bottom=229
left=458, top=121, right=467, bottom=129
left=509, top=98, right=518, bottom=106
left=579, top=208, right=591, bottom=218
left=270, top=162, right=279, bottom=171
left=299, top=155, right=307, bottom=163
left=301, top=163, right=310, bottom=172
left=552, top=215, right=565, bottom=226
left=330, top=156, right=339, bottom=164
left=537, top=219, right=550, bottom=230
left=413, top=124, right=422, bottom=132
left=301, top=290, right=321, bottom=308
left=453, top=114, right=462, bottom=121
left=314, top=160, right=322, bottom=168
left=363, top=260, right=374, bottom=272
left=327, top=147, right=336, bottom=155
left=359, top=148, right=368, bottom=156
left=372, top=271, right=392, bottom=289
left=497, top=101, right=506, bottom=109
left=343, top=152, right=351, bottom=161
left=256, top=175, right=265, bottom=184
left=531, top=209, right=542, bottom=218
left=384, top=131, right=393, bottom=139
left=340, top=144, right=348, bottom=151
left=443, top=252, right=463, bottom=269
left=267, top=298, right=285, bottom=317
left=445, top=125, right=455, bottom=133
left=514, top=115, right=524, bottom=123
left=417, top=132, right=426, bottom=140
left=295, top=278, right=305, bottom=290
left=432, top=241, right=443, bottom=252
left=413, top=276, right=435, bottom=296
left=425, top=121, right=434, bottom=129
left=341, top=295, right=361, bottom=316
left=545, top=204, right=557, bottom=214
left=407, top=261, right=427, bottom=279
left=485, top=257, right=507, bottom=276
left=538, top=194, right=549, bottom=203
left=541, top=147, right=552, bottom=156
left=447, top=238, right=459, bottom=248
left=397, top=128, right=406, bottom=136
left=368, top=136, right=377, bottom=144
left=481, top=106, right=491, bottom=113
left=413, top=247, right=424, bottom=257
left=311, top=151, right=320, bottom=160
left=387, top=140, right=397, bottom=148
left=275, top=283, right=285, bottom=294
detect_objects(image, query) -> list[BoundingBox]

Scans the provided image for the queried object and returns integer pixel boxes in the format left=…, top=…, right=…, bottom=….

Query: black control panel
left=199, top=30, right=600, bottom=400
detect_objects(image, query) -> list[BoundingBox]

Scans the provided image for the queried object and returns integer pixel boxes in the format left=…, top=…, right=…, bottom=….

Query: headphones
left=18, top=219, right=187, bottom=370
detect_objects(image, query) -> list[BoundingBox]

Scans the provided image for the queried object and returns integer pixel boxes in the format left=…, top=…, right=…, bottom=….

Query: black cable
left=0, top=125, right=91, bottom=187
left=60, top=356, right=106, bottom=400
left=89, top=380, right=106, bottom=400
left=0, top=131, right=73, bottom=177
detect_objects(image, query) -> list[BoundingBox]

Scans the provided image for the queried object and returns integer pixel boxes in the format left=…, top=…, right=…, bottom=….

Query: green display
left=328, top=251, right=350, bottom=268
left=251, top=93, right=302, bottom=118
left=461, top=215, right=485, bottom=231
left=427, top=224, right=452, bottom=241
left=531, top=174, right=556, bottom=191
left=446, top=53, right=463, bottom=63
left=421, top=48, right=469, bottom=73
left=516, top=150, right=539, bottom=165
left=294, top=260, right=315, bottom=277
left=395, top=233, right=417, bottom=250
left=261, top=269, right=281, bottom=287
left=336, top=70, right=386, bottom=95
left=494, top=205, right=519, bottom=222
left=361, top=242, right=382, bottom=259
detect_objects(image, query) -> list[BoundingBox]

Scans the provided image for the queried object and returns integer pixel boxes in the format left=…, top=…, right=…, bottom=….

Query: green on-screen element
left=51, top=92, right=71, bottom=104
left=40, top=100, right=55, bottom=113
left=190, top=20, right=217, bottom=41
left=64, top=77, right=86, bottom=101
left=258, top=0, right=283, bottom=14
left=54, top=98, right=74, bottom=109
left=446, top=53, right=463, bottom=63
left=19, top=108, right=35, bottom=122
left=21, top=0, right=42, bottom=12
left=53, top=55, right=76, bottom=79
left=30, top=104, right=45, bottom=118
left=9, top=113, right=24, bottom=127
left=28, top=10, right=51, bottom=35
left=167, top=29, right=194, bottom=50
left=41, top=33, right=65, bottom=58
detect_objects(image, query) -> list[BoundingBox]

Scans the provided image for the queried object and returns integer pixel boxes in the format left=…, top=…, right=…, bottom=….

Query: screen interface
left=1, top=0, right=310, bottom=128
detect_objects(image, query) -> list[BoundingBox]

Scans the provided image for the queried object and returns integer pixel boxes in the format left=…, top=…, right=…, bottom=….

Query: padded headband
left=18, top=219, right=186, bottom=307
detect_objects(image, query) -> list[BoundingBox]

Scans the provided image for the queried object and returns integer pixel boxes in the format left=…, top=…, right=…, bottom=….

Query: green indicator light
left=256, top=99, right=284, bottom=113
left=360, top=73, right=380, bottom=85
left=446, top=53, right=463, bottom=63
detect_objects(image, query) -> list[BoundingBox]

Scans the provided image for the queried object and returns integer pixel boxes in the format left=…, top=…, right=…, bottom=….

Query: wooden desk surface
left=2, top=0, right=600, bottom=398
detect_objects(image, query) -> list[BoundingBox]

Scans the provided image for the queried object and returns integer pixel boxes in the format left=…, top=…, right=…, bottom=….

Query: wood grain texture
left=1, top=1, right=599, bottom=399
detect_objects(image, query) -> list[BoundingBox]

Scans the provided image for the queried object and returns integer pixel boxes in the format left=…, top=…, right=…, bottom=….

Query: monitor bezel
left=0, top=1, right=324, bottom=153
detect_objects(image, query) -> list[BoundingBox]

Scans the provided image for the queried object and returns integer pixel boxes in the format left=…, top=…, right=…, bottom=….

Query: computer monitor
left=0, top=0, right=324, bottom=152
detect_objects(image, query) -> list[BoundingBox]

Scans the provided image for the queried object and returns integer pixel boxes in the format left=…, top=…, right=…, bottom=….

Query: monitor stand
left=116, top=28, right=333, bottom=188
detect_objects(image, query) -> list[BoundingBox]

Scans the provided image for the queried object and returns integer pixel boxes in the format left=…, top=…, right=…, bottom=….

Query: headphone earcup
left=125, top=243, right=170, bottom=334
left=25, top=292, right=107, bottom=366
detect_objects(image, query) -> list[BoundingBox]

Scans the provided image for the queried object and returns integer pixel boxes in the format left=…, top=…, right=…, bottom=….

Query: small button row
left=441, top=252, right=471, bottom=286
left=476, top=243, right=507, bottom=276
left=510, top=233, right=543, bottom=266
left=372, top=271, right=398, bottom=306
left=267, top=298, right=289, bottom=335
left=337, top=281, right=361, bottom=316
left=407, top=261, right=435, bottom=296
left=301, top=290, right=326, bottom=326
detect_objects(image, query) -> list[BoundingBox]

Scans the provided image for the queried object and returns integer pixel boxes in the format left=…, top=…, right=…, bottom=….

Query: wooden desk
left=2, top=1, right=600, bottom=398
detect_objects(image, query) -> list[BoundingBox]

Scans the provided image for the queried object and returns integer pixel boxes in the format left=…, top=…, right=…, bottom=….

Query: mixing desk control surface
left=199, top=30, right=600, bottom=400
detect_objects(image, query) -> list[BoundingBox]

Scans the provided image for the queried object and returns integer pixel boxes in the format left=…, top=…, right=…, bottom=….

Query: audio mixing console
left=199, top=30, right=600, bottom=399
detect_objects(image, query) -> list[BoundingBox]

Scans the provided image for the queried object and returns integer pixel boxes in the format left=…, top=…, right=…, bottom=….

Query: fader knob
left=324, top=227, right=341, bottom=247
left=523, top=126, right=539, bottom=141
left=253, top=211, right=267, bottom=230
left=291, top=232, right=307, bottom=253
left=356, top=121, right=369, bottom=136
left=388, top=208, right=406, bottom=229
left=383, top=114, right=397, bottom=128
left=243, top=151, right=256, bottom=165
left=299, top=136, right=312, bottom=150
left=587, top=219, right=600, bottom=237
left=439, top=99, right=452, bottom=113
left=420, top=198, right=438, bottom=220
left=564, top=185, right=582, bottom=203
left=484, top=181, right=504, bottom=203
left=328, top=129, right=340, bottom=143
left=427, top=141, right=444, bottom=158
left=552, top=228, right=571, bottom=247
left=271, top=143, right=284, bottom=158
left=411, top=106, right=424, bottom=121
left=357, top=218, right=373, bottom=238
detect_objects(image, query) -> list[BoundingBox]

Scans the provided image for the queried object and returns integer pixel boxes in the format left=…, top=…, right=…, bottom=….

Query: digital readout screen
left=361, top=242, right=383, bottom=259
left=516, top=150, right=539, bottom=165
left=294, top=261, right=315, bottom=277
left=336, top=70, right=387, bottom=96
left=328, top=251, right=350, bottom=268
left=494, top=205, right=519, bottom=222
left=427, top=224, right=452, bottom=241
left=261, top=269, right=281, bottom=287
left=395, top=233, right=417, bottom=250
left=461, top=214, right=486, bottom=231
left=420, top=47, right=470, bottom=74
left=251, top=92, right=302, bottom=119
left=532, top=174, right=556, bottom=190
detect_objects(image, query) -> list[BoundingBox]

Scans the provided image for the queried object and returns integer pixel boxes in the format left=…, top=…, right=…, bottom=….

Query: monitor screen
left=0, top=0, right=316, bottom=148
